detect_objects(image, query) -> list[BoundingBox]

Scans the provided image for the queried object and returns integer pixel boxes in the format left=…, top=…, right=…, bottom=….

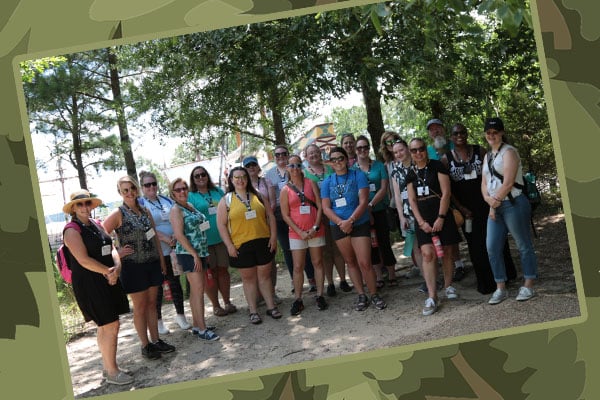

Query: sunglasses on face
left=330, top=156, right=346, bottom=163
left=274, top=152, right=288, bottom=158
left=172, top=187, right=188, bottom=193
left=75, top=200, right=93, bottom=207
left=193, top=172, right=207, bottom=179
left=287, top=163, right=303, bottom=169
left=355, top=145, right=370, bottom=152
left=232, top=175, right=248, bottom=181
left=120, top=186, right=137, bottom=194
left=142, top=181, right=158, bottom=188
left=452, top=130, right=467, bottom=136
left=409, top=146, right=427, bottom=154
left=245, top=162, right=258, bottom=168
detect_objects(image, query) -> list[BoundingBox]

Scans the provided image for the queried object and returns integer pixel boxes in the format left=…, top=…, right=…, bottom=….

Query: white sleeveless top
left=482, top=143, right=524, bottom=200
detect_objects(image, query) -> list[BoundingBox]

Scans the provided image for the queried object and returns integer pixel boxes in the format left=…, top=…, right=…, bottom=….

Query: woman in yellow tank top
left=216, top=166, right=282, bottom=324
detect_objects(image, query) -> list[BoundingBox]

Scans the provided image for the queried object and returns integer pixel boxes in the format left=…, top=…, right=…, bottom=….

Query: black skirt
left=415, top=197, right=462, bottom=247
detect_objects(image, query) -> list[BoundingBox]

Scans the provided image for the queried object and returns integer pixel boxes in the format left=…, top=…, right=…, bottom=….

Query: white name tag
left=208, top=206, right=217, bottom=215
left=299, top=205, right=311, bottom=215
left=401, top=190, right=408, bottom=200
left=417, top=186, right=430, bottom=196
left=490, top=179, right=499, bottom=190
left=335, top=197, right=347, bottom=207
left=199, top=221, right=210, bottom=231
left=369, top=183, right=376, bottom=192
left=160, top=210, right=170, bottom=221
left=245, top=210, right=257, bottom=220
left=464, top=170, right=477, bottom=180
left=101, top=244, right=112, bottom=256
left=146, top=228, right=156, bottom=240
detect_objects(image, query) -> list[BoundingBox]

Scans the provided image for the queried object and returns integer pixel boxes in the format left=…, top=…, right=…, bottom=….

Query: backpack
left=56, top=221, right=82, bottom=283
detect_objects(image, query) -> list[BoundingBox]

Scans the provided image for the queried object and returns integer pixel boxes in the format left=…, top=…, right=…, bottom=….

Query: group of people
left=60, top=116, right=538, bottom=385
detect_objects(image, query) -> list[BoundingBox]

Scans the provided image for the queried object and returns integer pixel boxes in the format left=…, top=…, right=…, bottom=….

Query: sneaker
left=445, top=285, right=458, bottom=300
left=422, top=297, right=437, bottom=316
left=197, top=329, right=220, bottom=341
left=371, top=294, right=387, bottom=310
left=488, top=288, right=508, bottom=305
left=516, top=286, right=535, bottom=301
left=326, top=283, right=337, bottom=297
left=175, top=314, right=191, bottom=330
left=290, top=299, right=304, bottom=316
left=355, top=294, right=369, bottom=311
left=102, top=367, right=131, bottom=378
left=453, top=266, right=466, bottom=282
left=153, top=339, right=176, bottom=353
left=157, top=319, right=170, bottom=335
left=339, top=281, right=352, bottom=292
left=192, top=325, right=216, bottom=335
left=316, top=295, right=328, bottom=310
left=105, top=370, right=134, bottom=385
left=141, top=343, right=161, bottom=360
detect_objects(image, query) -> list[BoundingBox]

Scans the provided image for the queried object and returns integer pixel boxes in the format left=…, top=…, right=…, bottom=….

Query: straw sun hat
left=62, top=189, right=103, bottom=214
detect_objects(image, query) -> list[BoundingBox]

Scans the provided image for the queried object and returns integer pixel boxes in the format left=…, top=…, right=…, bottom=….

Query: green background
left=0, top=0, right=597, bottom=398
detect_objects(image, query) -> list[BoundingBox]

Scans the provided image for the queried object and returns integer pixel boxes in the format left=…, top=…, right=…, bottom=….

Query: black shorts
left=330, top=221, right=370, bottom=241
left=119, top=259, right=163, bottom=294
left=176, top=253, right=209, bottom=273
left=229, top=237, right=274, bottom=268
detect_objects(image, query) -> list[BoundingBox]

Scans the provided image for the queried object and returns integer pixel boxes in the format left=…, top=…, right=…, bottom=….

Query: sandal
left=266, top=308, right=282, bottom=319
left=224, top=303, right=238, bottom=314
left=376, top=280, right=385, bottom=289
left=249, top=313, right=262, bottom=325
left=213, top=306, right=228, bottom=317
left=388, top=279, right=398, bottom=287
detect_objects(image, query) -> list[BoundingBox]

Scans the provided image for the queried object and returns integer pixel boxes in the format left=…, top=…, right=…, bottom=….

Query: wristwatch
left=312, top=225, right=320, bottom=232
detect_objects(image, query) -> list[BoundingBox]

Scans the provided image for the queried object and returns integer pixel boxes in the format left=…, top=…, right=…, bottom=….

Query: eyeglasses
left=120, top=186, right=137, bottom=194
left=274, top=151, right=288, bottom=158
left=75, top=200, right=93, bottom=207
left=409, top=146, right=427, bottom=154
left=452, top=130, right=467, bottom=136
left=245, top=162, right=258, bottom=168
left=287, top=163, right=303, bottom=169
left=193, top=172, right=207, bottom=179
left=356, top=145, right=369, bottom=152
left=232, top=175, right=248, bottom=181
left=142, top=181, right=158, bottom=188
left=330, top=156, right=346, bottom=163
left=172, top=187, right=188, bottom=193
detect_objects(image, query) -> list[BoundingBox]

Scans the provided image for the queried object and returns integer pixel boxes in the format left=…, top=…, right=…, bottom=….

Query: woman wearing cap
left=62, top=190, right=132, bottom=385
left=169, top=177, right=220, bottom=341
left=188, top=165, right=237, bottom=317
left=482, top=117, right=538, bottom=304
left=440, top=124, right=517, bottom=294
left=216, top=166, right=282, bottom=324
left=303, top=143, right=350, bottom=296
left=139, top=171, right=191, bottom=334
left=102, top=176, right=175, bottom=360
left=321, top=146, right=387, bottom=311
left=280, top=154, right=327, bottom=315
left=406, top=138, right=462, bottom=316
left=340, top=133, right=357, bottom=167
left=352, top=134, right=398, bottom=287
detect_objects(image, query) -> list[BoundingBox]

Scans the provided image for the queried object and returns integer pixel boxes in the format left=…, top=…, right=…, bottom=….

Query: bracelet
left=438, top=214, right=446, bottom=219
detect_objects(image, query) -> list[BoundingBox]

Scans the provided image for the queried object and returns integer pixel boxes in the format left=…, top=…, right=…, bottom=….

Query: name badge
left=335, top=197, right=347, bottom=207
left=245, top=210, right=257, bottom=220
left=278, top=182, right=286, bottom=190
left=464, top=170, right=477, bottom=180
left=401, top=190, right=408, bottom=200
left=101, top=244, right=112, bottom=256
left=199, top=221, right=210, bottom=231
left=299, top=205, right=311, bottom=215
left=403, top=203, right=410, bottom=215
left=489, top=179, right=499, bottom=190
left=417, top=186, right=430, bottom=196
left=208, top=206, right=217, bottom=215
left=160, top=210, right=170, bottom=221
left=146, top=228, right=156, bottom=240
left=369, top=183, right=376, bottom=192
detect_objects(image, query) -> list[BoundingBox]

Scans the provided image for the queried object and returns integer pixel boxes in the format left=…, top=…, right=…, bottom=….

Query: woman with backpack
left=62, top=189, right=131, bottom=385
left=482, top=117, right=538, bottom=304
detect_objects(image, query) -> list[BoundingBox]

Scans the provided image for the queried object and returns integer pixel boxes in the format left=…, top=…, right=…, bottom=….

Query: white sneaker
left=175, top=314, right=191, bottom=330
left=445, top=285, right=458, bottom=299
left=157, top=319, right=170, bottom=335
left=516, top=286, right=535, bottom=301
left=488, top=288, right=508, bottom=305
left=422, top=297, right=437, bottom=316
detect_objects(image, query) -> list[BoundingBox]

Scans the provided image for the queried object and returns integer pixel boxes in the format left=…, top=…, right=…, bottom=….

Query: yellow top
left=228, top=192, right=270, bottom=248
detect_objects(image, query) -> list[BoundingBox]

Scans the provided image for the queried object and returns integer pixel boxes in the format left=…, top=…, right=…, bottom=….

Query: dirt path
left=67, top=213, right=579, bottom=398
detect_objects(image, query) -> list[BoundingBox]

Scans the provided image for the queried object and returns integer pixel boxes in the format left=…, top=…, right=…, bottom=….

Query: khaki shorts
left=208, top=242, right=229, bottom=268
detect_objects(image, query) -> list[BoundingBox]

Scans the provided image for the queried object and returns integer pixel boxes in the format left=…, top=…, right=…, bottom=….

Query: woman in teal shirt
left=188, top=166, right=237, bottom=317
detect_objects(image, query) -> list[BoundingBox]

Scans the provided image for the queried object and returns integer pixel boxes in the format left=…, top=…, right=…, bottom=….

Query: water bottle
left=205, top=269, right=215, bottom=288
left=370, top=226, right=379, bottom=248
left=431, top=234, right=444, bottom=258
left=162, top=280, right=173, bottom=302
left=465, top=218, right=473, bottom=233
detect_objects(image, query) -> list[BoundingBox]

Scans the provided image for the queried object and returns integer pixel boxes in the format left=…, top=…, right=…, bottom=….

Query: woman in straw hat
left=62, top=189, right=132, bottom=385
left=102, top=176, right=176, bottom=361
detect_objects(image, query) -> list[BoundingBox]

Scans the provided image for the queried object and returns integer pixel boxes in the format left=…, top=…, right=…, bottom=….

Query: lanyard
left=199, top=190, right=214, bottom=206
left=145, top=196, right=164, bottom=211
left=334, top=171, right=352, bottom=198
left=235, top=191, right=252, bottom=211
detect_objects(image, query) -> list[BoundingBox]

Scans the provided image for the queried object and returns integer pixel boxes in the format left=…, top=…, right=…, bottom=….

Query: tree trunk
left=107, top=47, right=137, bottom=180
left=360, top=76, right=385, bottom=159
left=70, top=92, right=88, bottom=189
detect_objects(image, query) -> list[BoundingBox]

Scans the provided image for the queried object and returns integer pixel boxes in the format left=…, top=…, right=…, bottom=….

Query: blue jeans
left=486, top=194, right=538, bottom=282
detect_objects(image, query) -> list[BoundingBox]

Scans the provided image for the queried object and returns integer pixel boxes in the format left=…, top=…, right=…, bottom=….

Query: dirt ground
left=66, top=212, right=580, bottom=398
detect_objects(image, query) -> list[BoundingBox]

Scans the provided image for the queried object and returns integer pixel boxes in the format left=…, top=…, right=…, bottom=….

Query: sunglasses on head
left=330, top=156, right=346, bottom=163
left=120, top=186, right=137, bottom=194
left=409, top=146, right=427, bottom=154
left=274, top=151, right=288, bottom=158
left=287, top=163, right=303, bottom=169
left=385, top=138, right=401, bottom=145
left=75, top=200, right=93, bottom=207
left=172, top=187, right=188, bottom=193
left=193, top=172, right=207, bottom=179
left=142, top=181, right=157, bottom=188
left=355, top=145, right=369, bottom=152
left=232, top=175, right=248, bottom=181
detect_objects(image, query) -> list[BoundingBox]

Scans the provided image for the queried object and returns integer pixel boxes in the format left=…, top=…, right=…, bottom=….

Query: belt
left=417, top=194, right=437, bottom=201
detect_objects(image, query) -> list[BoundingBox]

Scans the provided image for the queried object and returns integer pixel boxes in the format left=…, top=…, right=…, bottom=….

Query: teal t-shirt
left=350, top=160, right=389, bottom=212
left=188, top=188, right=224, bottom=246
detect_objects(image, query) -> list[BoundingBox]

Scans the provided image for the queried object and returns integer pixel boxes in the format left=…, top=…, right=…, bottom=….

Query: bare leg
left=128, top=291, right=151, bottom=347
left=309, top=246, right=325, bottom=296
left=351, top=236, right=377, bottom=295
left=420, top=244, right=438, bottom=300
left=257, top=263, right=276, bottom=309
left=335, top=236, right=365, bottom=295
left=145, top=285, right=160, bottom=342
left=238, top=267, right=260, bottom=313
left=97, top=320, right=120, bottom=376
left=186, top=270, right=207, bottom=330
left=291, top=248, right=307, bottom=300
